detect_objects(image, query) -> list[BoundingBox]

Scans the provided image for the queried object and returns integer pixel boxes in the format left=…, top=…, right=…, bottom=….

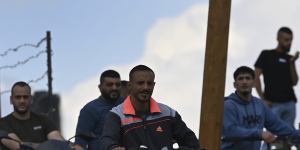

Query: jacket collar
left=123, top=96, right=161, bottom=115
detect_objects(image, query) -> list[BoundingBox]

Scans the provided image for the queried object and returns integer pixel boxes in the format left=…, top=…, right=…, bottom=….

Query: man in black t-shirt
left=0, top=81, right=65, bottom=150
left=254, top=27, right=299, bottom=128
left=255, top=27, right=299, bottom=150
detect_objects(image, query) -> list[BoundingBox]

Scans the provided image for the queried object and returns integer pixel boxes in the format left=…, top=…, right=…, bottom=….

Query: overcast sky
left=1, top=0, right=300, bottom=138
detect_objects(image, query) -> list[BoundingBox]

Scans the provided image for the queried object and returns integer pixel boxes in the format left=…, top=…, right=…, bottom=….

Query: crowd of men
left=0, top=26, right=299, bottom=150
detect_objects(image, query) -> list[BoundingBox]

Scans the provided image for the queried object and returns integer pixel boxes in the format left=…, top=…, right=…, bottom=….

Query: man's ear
left=30, top=96, right=33, bottom=104
left=10, top=96, right=13, bottom=104
left=233, top=81, right=237, bottom=89
left=127, top=82, right=132, bottom=90
left=98, top=84, right=102, bottom=90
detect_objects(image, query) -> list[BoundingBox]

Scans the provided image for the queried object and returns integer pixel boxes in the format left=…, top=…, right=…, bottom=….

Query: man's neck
left=100, top=96, right=117, bottom=104
left=275, top=46, right=285, bottom=54
left=130, top=98, right=150, bottom=113
left=12, top=111, right=30, bottom=120
left=236, top=92, right=251, bottom=101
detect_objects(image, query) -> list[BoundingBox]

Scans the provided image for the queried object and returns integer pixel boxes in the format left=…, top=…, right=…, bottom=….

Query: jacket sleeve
left=100, top=112, right=122, bottom=150
left=75, top=106, right=96, bottom=149
left=172, top=112, right=200, bottom=149
left=222, top=101, right=262, bottom=141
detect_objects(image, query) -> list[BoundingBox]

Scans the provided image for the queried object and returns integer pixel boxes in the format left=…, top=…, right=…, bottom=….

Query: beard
left=282, top=45, right=291, bottom=53
left=102, top=90, right=120, bottom=101
left=240, top=90, right=251, bottom=96
left=14, top=106, right=29, bottom=115
left=136, top=91, right=152, bottom=103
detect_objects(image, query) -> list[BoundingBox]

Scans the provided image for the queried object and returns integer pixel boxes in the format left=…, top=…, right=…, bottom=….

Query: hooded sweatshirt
left=221, top=92, right=298, bottom=150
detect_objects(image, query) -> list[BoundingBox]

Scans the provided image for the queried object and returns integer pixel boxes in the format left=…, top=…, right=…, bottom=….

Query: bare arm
left=112, top=147, right=126, bottom=150
left=254, top=68, right=272, bottom=106
left=72, top=144, right=84, bottom=150
left=254, top=68, right=264, bottom=99
left=261, top=131, right=276, bottom=143
left=290, top=51, right=299, bottom=86
left=1, top=133, right=21, bottom=150
left=47, top=130, right=65, bottom=141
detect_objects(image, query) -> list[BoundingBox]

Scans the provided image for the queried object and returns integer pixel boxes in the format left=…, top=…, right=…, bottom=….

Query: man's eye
left=106, top=83, right=113, bottom=87
left=14, top=95, right=30, bottom=99
left=137, top=82, right=144, bottom=85
left=23, top=95, right=30, bottom=99
left=15, top=96, right=22, bottom=99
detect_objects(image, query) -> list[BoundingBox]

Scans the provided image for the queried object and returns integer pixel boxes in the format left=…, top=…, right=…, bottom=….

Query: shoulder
left=0, top=113, right=13, bottom=120
left=0, top=114, right=13, bottom=125
left=156, top=102, right=177, bottom=117
left=30, top=112, right=51, bottom=121
left=259, top=49, right=273, bottom=56
left=81, top=98, right=102, bottom=110
left=110, top=103, right=124, bottom=115
left=224, top=96, right=236, bottom=105
left=251, top=96, right=267, bottom=107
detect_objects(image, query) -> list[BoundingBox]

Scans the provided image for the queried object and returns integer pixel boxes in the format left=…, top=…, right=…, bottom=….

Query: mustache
left=110, top=90, right=120, bottom=93
left=140, top=90, right=152, bottom=94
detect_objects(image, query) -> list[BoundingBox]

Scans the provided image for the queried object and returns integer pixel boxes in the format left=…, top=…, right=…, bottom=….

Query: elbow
left=292, top=78, right=298, bottom=86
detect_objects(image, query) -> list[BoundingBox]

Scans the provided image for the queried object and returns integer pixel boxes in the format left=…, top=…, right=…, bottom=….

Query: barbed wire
left=27, top=71, right=48, bottom=84
left=0, top=50, right=47, bottom=70
left=0, top=71, right=48, bottom=95
left=0, top=37, right=46, bottom=57
left=0, top=34, right=51, bottom=96
left=0, top=90, right=10, bottom=95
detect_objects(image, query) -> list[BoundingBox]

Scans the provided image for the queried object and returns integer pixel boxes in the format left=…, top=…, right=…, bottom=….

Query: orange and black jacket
left=101, top=96, right=200, bottom=150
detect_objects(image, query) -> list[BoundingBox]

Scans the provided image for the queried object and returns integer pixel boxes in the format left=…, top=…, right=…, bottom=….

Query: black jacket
left=101, top=97, right=200, bottom=150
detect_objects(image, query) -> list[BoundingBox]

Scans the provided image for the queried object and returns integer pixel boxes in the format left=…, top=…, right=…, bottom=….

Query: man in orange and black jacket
left=101, top=65, right=201, bottom=150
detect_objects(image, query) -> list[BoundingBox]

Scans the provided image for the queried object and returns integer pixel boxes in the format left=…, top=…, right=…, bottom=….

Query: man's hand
left=290, top=51, right=299, bottom=62
left=262, top=131, right=277, bottom=143
left=112, top=146, right=126, bottom=150
left=71, top=144, right=84, bottom=150
left=262, top=99, right=272, bottom=107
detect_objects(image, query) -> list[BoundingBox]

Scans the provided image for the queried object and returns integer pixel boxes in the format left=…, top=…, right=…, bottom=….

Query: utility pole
left=0, top=81, right=2, bottom=117
left=199, top=0, right=231, bottom=150
left=0, top=84, right=2, bottom=118
left=46, top=31, right=53, bottom=96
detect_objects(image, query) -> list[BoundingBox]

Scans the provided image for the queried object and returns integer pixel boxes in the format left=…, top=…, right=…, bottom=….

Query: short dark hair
left=277, top=26, right=293, bottom=36
left=233, top=66, right=255, bottom=80
left=129, top=65, right=155, bottom=81
left=11, top=81, right=31, bottom=95
left=121, top=80, right=128, bottom=87
left=100, top=70, right=120, bottom=84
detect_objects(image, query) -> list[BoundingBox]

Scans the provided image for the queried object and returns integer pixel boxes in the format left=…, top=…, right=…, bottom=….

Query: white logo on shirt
left=278, top=58, right=287, bottom=63
left=33, top=125, right=42, bottom=130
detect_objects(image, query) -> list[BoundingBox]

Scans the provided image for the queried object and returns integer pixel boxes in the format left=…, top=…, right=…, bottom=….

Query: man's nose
left=19, top=97, right=26, bottom=102
left=143, top=83, right=152, bottom=89
left=112, top=84, right=119, bottom=89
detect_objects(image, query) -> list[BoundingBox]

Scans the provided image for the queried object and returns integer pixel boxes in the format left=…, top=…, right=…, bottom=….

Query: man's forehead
left=237, top=73, right=252, bottom=77
left=132, top=70, right=154, bottom=77
left=12, top=89, right=31, bottom=96
left=279, top=32, right=293, bottom=38
left=13, top=85, right=30, bottom=91
left=13, top=93, right=31, bottom=96
left=102, top=77, right=121, bottom=82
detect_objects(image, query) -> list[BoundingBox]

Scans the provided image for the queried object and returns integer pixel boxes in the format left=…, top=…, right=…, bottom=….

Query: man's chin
left=138, top=96, right=150, bottom=103
left=109, top=96, right=120, bottom=101
left=15, top=110, right=28, bottom=115
left=14, top=108, right=29, bottom=115
left=240, top=91, right=251, bottom=96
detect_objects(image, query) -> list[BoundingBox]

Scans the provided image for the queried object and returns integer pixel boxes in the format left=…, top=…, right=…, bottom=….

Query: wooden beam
left=199, top=0, right=231, bottom=150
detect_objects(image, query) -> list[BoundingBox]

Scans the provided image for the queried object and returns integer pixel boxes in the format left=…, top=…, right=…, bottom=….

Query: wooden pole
left=46, top=31, right=53, bottom=96
left=199, top=0, right=231, bottom=150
